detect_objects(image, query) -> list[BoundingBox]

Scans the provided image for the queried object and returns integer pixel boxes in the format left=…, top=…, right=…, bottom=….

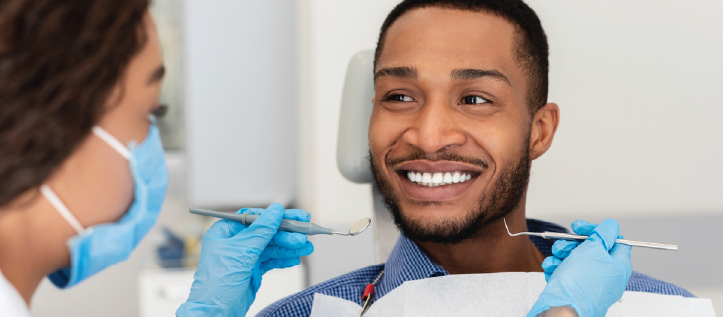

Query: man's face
left=369, top=8, right=535, bottom=244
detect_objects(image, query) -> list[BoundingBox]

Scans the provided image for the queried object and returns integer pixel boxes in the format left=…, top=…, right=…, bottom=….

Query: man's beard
left=370, top=143, right=531, bottom=245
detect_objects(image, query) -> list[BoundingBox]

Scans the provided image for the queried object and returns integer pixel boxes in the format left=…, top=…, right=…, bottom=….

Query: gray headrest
left=336, top=51, right=401, bottom=263
left=336, top=50, right=375, bottom=184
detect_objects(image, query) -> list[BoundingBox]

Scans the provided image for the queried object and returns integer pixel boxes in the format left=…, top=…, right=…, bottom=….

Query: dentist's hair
left=375, top=0, right=549, bottom=115
left=0, top=0, right=150, bottom=208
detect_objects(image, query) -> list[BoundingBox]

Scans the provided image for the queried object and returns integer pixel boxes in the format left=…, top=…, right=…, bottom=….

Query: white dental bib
left=309, top=272, right=715, bottom=317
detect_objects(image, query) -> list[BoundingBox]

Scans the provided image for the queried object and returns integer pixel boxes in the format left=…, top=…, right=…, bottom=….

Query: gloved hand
left=176, top=203, right=314, bottom=317
left=527, top=219, right=633, bottom=317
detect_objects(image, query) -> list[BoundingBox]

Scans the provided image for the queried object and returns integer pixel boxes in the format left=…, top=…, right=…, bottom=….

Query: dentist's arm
left=529, top=219, right=633, bottom=317
left=176, top=203, right=314, bottom=317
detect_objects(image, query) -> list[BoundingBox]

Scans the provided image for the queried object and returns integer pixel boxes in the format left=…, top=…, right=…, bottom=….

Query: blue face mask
left=42, top=121, right=168, bottom=288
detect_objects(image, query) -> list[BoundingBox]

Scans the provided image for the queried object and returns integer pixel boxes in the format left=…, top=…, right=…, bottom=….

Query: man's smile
left=404, top=170, right=474, bottom=186
left=392, top=160, right=485, bottom=201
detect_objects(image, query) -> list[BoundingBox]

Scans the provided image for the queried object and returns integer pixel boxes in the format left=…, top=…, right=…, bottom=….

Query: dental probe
left=504, top=219, right=678, bottom=251
left=190, top=208, right=371, bottom=236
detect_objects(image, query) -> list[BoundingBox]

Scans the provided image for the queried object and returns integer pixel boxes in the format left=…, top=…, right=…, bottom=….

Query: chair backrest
left=337, top=50, right=400, bottom=263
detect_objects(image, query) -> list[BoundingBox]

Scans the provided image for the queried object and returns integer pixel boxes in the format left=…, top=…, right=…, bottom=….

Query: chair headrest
left=336, top=50, right=375, bottom=184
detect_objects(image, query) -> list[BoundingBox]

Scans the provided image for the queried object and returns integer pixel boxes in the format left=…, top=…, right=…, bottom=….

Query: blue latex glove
left=176, top=203, right=314, bottom=317
left=527, top=219, right=633, bottom=317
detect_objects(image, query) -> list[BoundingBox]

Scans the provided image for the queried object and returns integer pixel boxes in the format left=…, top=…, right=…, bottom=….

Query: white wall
left=525, top=0, right=723, bottom=219
left=185, top=0, right=299, bottom=209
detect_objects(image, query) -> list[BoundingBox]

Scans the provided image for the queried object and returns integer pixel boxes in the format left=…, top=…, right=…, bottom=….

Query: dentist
left=0, top=1, right=311, bottom=316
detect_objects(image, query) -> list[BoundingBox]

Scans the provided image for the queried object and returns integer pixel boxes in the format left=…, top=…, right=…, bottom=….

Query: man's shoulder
left=627, top=271, right=695, bottom=297
left=256, top=264, right=384, bottom=317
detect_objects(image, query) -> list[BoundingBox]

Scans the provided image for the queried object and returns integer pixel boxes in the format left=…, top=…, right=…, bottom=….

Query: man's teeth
left=406, top=171, right=473, bottom=187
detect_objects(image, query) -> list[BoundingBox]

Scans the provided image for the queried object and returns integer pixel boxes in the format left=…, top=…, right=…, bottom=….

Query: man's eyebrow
left=451, top=68, right=511, bottom=86
left=374, top=66, right=418, bottom=82
left=147, top=65, right=166, bottom=86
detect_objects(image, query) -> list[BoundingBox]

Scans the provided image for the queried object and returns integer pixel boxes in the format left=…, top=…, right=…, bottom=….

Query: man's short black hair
left=374, top=0, right=549, bottom=114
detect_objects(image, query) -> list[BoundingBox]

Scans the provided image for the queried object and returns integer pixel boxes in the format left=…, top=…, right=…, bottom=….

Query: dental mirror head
left=333, top=218, right=372, bottom=236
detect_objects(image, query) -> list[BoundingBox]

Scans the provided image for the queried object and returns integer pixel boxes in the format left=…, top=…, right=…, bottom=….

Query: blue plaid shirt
left=258, top=219, right=693, bottom=317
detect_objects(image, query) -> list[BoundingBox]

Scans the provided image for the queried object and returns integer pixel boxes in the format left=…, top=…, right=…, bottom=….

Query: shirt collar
left=376, top=218, right=568, bottom=299
left=377, top=233, right=449, bottom=298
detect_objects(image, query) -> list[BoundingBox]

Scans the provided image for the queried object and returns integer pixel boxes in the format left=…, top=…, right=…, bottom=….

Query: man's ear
left=529, top=103, right=559, bottom=160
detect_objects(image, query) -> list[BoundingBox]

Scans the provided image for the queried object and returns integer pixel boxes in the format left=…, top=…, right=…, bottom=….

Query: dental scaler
left=190, top=208, right=371, bottom=236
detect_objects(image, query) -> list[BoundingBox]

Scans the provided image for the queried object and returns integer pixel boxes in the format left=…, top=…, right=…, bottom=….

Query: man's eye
left=385, top=94, right=414, bottom=102
left=461, top=95, right=488, bottom=105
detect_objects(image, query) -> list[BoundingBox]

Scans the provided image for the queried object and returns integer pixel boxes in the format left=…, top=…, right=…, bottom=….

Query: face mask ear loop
left=40, top=185, right=85, bottom=235
left=92, top=126, right=132, bottom=160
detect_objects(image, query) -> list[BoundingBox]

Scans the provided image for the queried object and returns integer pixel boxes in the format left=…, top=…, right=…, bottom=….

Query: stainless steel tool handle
left=541, top=232, right=678, bottom=251
left=615, top=239, right=678, bottom=251
left=189, top=208, right=334, bottom=235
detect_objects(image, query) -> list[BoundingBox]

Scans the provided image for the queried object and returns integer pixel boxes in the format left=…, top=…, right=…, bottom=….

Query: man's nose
left=402, top=98, right=466, bottom=153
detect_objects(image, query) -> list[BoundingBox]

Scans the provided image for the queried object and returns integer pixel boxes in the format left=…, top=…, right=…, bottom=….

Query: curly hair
left=0, top=0, right=150, bottom=208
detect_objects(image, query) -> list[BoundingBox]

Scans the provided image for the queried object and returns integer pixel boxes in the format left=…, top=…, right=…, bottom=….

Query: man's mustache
left=385, top=148, right=490, bottom=170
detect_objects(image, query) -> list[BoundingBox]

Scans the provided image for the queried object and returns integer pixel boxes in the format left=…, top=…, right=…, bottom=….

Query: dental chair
left=337, top=50, right=399, bottom=263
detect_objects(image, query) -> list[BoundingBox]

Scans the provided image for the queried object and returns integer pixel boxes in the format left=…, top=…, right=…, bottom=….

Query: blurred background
left=28, top=0, right=722, bottom=316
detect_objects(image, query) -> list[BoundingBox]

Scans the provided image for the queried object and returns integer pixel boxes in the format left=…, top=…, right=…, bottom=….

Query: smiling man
left=258, top=1, right=692, bottom=316
left=369, top=1, right=550, bottom=273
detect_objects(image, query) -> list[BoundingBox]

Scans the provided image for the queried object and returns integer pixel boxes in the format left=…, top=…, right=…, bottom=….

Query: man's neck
left=414, top=207, right=545, bottom=275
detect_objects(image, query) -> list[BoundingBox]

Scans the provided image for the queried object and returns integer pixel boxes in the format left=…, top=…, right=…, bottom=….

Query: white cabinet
left=139, top=264, right=305, bottom=317
left=139, top=269, right=195, bottom=317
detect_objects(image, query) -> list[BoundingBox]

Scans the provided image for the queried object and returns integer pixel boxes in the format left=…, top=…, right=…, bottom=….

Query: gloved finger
left=242, top=204, right=311, bottom=244
left=541, top=256, right=562, bottom=274
left=210, top=208, right=262, bottom=235
left=272, top=231, right=308, bottom=249
left=282, top=209, right=311, bottom=222
left=235, top=204, right=285, bottom=244
left=588, top=219, right=621, bottom=252
left=202, top=206, right=300, bottom=240
left=248, top=206, right=310, bottom=222
left=570, top=219, right=598, bottom=236
left=259, top=242, right=314, bottom=262
left=550, top=239, right=580, bottom=259
left=541, top=256, right=562, bottom=282
left=204, top=218, right=246, bottom=239
left=259, top=257, right=302, bottom=275
left=200, top=208, right=261, bottom=238
left=610, top=243, right=633, bottom=277
left=240, top=208, right=266, bottom=216
left=543, top=272, right=553, bottom=283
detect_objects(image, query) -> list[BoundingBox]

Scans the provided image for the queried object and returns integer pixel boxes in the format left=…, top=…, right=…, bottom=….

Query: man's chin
left=397, top=212, right=488, bottom=244
left=393, top=208, right=489, bottom=245
left=371, top=161, right=488, bottom=244
left=396, top=203, right=475, bottom=224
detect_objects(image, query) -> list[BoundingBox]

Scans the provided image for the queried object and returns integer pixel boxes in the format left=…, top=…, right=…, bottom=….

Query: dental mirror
left=333, top=218, right=372, bottom=236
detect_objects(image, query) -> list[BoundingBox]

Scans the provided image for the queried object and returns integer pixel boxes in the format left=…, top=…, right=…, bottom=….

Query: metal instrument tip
left=504, top=218, right=515, bottom=236
left=504, top=218, right=534, bottom=237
